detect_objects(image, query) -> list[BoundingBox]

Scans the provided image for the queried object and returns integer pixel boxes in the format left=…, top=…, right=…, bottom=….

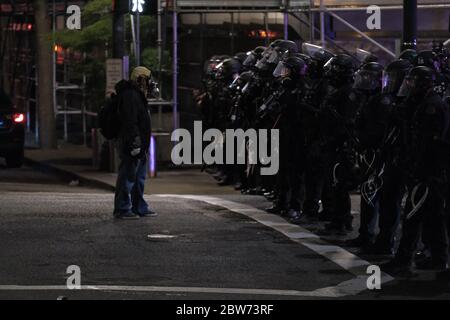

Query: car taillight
left=13, top=113, right=25, bottom=123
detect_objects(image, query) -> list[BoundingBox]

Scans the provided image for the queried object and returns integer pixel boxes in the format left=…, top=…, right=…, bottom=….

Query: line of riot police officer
left=196, top=40, right=450, bottom=275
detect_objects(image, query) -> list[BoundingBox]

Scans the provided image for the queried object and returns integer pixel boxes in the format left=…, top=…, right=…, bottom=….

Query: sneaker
left=266, top=205, right=281, bottom=214
left=116, top=212, right=140, bottom=220
left=287, top=209, right=301, bottom=220
left=138, top=210, right=158, bottom=218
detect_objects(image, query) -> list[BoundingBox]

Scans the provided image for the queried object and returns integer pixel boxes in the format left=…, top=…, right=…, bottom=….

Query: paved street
left=0, top=161, right=449, bottom=300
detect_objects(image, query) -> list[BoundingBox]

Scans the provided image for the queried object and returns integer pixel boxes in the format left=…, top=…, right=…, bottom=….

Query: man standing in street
left=113, top=66, right=157, bottom=220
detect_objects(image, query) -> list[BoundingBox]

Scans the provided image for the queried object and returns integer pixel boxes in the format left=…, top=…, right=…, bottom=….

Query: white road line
left=0, top=280, right=367, bottom=298
left=155, top=194, right=395, bottom=297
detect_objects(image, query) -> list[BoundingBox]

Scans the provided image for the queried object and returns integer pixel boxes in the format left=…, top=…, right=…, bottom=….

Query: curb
left=24, top=157, right=116, bottom=192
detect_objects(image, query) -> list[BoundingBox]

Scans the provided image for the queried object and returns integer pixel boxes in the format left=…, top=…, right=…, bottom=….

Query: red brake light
left=13, top=113, right=24, bottom=123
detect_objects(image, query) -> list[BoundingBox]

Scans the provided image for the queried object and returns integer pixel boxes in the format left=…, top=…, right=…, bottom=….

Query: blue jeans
left=114, top=154, right=149, bottom=215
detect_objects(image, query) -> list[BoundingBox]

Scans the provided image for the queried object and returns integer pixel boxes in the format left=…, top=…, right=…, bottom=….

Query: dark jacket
left=115, top=80, right=152, bottom=157
left=407, top=92, right=449, bottom=181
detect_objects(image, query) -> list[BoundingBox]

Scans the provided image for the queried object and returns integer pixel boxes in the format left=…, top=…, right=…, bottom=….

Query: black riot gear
left=382, top=59, right=413, bottom=95
left=356, top=48, right=378, bottom=65
left=399, top=49, right=418, bottom=64
left=233, top=52, right=248, bottom=65
left=302, top=43, right=334, bottom=80
left=398, top=66, right=436, bottom=98
left=215, top=58, right=242, bottom=81
left=302, top=43, right=334, bottom=63
left=273, top=56, right=307, bottom=79
left=265, top=40, right=299, bottom=65
left=353, top=62, right=384, bottom=92
left=415, top=50, right=440, bottom=72
left=324, top=54, right=355, bottom=85
left=243, top=46, right=266, bottom=68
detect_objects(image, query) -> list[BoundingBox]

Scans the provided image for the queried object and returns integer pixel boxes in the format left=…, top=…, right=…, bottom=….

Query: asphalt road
left=0, top=162, right=449, bottom=300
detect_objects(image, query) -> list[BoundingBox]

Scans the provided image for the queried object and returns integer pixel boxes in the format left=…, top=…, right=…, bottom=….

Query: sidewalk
left=24, top=144, right=237, bottom=195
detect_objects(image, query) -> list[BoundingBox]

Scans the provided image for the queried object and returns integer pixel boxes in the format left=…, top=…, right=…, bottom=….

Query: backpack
left=98, top=93, right=121, bottom=140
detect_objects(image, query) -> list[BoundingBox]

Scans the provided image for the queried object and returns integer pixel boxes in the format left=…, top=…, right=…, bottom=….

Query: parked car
left=0, top=88, right=25, bottom=168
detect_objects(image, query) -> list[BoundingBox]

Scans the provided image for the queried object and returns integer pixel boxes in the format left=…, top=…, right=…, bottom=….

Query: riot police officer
left=384, top=66, right=449, bottom=274
left=366, top=59, right=414, bottom=255
left=268, top=56, right=307, bottom=218
left=347, top=62, right=387, bottom=247
left=318, top=54, right=360, bottom=234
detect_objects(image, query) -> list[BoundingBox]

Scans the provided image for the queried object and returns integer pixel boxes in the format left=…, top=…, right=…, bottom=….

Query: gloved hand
left=131, top=147, right=141, bottom=157
left=130, top=136, right=142, bottom=157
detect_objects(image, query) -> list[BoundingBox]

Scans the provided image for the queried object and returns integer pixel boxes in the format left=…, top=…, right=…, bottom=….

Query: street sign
left=106, top=59, right=123, bottom=96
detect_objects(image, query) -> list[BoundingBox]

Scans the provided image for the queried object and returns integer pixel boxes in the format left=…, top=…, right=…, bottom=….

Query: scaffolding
left=160, top=0, right=450, bottom=131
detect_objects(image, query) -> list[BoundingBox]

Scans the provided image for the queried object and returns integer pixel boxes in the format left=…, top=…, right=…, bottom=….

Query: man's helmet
left=262, top=40, right=299, bottom=66
left=233, top=52, right=248, bottom=65
left=131, top=66, right=156, bottom=96
left=414, top=50, right=441, bottom=72
left=302, top=43, right=334, bottom=79
left=131, top=66, right=151, bottom=83
left=397, top=66, right=436, bottom=98
left=356, top=48, right=378, bottom=65
left=273, top=56, right=307, bottom=79
left=398, top=49, right=418, bottom=64
left=324, top=54, right=355, bottom=84
left=302, top=43, right=334, bottom=63
left=353, top=62, right=384, bottom=92
left=243, top=46, right=266, bottom=68
left=215, top=58, right=242, bottom=80
left=382, top=59, right=413, bottom=95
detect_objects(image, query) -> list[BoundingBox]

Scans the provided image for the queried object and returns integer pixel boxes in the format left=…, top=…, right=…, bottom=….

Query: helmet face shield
left=255, top=57, right=268, bottom=71
left=397, top=76, right=415, bottom=97
left=353, top=70, right=381, bottom=91
left=214, top=62, right=225, bottom=79
left=243, top=53, right=257, bottom=67
left=273, top=61, right=291, bottom=78
left=382, top=71, right=402, bottom=94
left=323, top=58, right=334, bottom=77
left=267, top=50, right=280, bottom=64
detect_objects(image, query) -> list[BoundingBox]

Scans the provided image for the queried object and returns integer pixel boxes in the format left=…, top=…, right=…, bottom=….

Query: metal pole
left=173, top=9, right=178, bottom=131
left=130, top=15, right=137, bottom=59
left=320, top=0, right=325, bottom=48
left=82, top=74, right=87, bottom=146
left=309, top=0, right=314, bottom=42
left=157, top=0, right=163, bottom=91
left=402, top=0, right=417, bottom=51
left=230, top=13, right=235, bottom=55
left=136, top=12, right=141, bottom=66
left=326, top=10, right=396, bottom=57
left=112, top=11, right=125, bottom=58
left=264, top=12, right=269, bottom=46
left=52, top=0, right=57, bottom=116
left=284, top=12, right=289, bottom=40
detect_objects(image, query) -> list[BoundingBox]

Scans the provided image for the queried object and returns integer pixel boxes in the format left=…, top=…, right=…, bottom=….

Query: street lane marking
left=0, top=279, right=370, bottom=298
left=155, top=194, right=394, bottom=297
